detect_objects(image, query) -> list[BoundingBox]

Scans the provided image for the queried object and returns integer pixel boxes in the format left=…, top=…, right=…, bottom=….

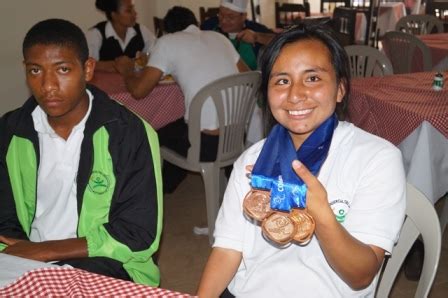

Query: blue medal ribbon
left=251, top=114, right=338, bottom=211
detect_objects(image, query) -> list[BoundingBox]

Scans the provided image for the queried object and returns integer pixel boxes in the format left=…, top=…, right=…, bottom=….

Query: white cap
left=220, top=0, right=248, bottom=13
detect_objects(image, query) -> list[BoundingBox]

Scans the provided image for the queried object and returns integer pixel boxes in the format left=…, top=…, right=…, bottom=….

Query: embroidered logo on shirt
left=88, top=171, right=110, bottom=194
left=329, top=199, right=350, bottom=223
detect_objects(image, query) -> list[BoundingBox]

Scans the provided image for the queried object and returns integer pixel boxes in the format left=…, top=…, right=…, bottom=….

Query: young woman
left=86, top=0, right=156, bottom=72
left=197, top=24, right=406, bottom=297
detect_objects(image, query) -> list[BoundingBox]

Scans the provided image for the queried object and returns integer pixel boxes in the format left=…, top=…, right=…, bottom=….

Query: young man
left=0, top=19, right=162, bottom=286
left=115, top=6, right=248, bottom=193
left=201, top=0, right=275, bottom=70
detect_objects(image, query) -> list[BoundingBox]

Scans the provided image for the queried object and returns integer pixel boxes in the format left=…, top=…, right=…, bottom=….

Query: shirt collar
left=105, top=21, right=137, bottom=45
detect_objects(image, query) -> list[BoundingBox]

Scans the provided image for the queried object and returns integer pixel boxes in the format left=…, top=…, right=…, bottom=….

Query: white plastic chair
left=376, top=183, right=442, bottom=298
left=382, top=31, right=432, bottom=74
left=396, top=14, right=444, bottom=35
left=345, top=45, right=394, bottom=78
left=161, top=71, right=261, bottom=244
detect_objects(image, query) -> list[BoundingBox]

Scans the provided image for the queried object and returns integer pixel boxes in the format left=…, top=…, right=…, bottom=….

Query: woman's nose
left=288, top=82, right=306, bottom=103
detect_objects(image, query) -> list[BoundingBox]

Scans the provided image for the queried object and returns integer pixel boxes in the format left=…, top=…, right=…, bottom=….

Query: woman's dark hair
left=96, top=0, right=121, bottom=20
left=258, top=23, right=351, bottom=134
left=163, top=6, right=198, bottom=33
left=23, top=18, right=89, bottom=64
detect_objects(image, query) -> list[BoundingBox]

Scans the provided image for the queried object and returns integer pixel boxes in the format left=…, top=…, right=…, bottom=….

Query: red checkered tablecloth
left=348, top=72, right=448, bottom=145
left=90, top=71, right=185, bottom=130
left=0, top=267, right=194, bottom=297
left=418, top=33, right=448, bottom=67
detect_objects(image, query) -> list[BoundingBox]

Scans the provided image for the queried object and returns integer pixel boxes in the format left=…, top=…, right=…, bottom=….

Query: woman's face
left=111, top=0, right=137, bottom=28
left=268, top=38, right=345, bottom=149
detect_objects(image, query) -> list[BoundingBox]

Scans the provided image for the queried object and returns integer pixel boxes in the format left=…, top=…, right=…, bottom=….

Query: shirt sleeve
left=140, top=24, right=157, bottom=54
left=147, top=37, right=171, bottom=75
left=343, top=145, right=406, bottom=254
left=86, top=28, right=102, bottom=60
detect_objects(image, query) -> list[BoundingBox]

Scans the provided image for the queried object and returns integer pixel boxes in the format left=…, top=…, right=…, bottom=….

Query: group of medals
left=243, top=189, right=315, bottom=246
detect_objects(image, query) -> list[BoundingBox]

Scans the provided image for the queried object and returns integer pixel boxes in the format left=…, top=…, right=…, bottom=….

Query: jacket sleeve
left=85, top=115, right=162, bottom=262
left=0, top=117, right=29, bottom=250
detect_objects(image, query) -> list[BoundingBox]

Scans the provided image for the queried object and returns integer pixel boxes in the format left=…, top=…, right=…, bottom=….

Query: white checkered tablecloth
left=0, top=267, right=194, bottom=297
left=90, top=72, right=185, bottom=130
left=348, top=72, right=448, bottom=145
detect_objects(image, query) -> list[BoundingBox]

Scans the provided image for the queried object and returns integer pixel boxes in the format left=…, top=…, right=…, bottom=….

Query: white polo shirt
left=29, top=91, right=93, bottom=242
left=86, top=21, right=156, bottom=60
left=148, top=25, right=240, bottom=130
left=214, top=121, right=407, bottom=297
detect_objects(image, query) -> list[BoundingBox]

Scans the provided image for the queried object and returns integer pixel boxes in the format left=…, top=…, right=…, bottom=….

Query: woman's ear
left=84, top=57, right=96, bottom=82
left=336, top=81, right=346, bottom=103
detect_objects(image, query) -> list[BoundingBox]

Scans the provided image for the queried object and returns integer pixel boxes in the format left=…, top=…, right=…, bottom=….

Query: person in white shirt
left=115, top=6, right=249, bottom=193
left=86, top=0, right=156, bottom=72
left=197, top=23, right=406, bottom=297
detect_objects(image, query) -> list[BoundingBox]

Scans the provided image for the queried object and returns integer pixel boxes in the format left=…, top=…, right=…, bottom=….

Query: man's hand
left=0, top=235, right=49, bottom=261
left=0, top=235, right=88, bottom=263
left=237, top=29, right=258, bottom=44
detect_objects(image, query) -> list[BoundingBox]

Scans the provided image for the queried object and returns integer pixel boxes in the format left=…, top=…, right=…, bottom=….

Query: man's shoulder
left=244, top=20, right=273, bottom=33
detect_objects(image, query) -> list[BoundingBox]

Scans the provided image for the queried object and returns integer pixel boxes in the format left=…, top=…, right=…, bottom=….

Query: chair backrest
left=376, top=183, right=441, bottom=298
left=186, top=71, right=261, bottom=167
left=345, top=45, right=393, bottom=77
left=396, top=14, right=444, bottom=35
left=153, top=16, right=165, bottom=38
left=199, top=6, right=220, bottom=24
left=321, top=0, right=350, bottom=13
left=381, top=31, right=432, bottom=74
left=331, top=7, right=357, bottom=46
left=427, top=0, right=448, bottom=32
left=275, top=2, right=311, bottom=29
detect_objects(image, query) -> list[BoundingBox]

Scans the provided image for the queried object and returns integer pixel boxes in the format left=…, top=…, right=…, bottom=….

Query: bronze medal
left=262, top=212, right=296, bottom=245
left=243, top=189, right=272, bottom=221
left=290, top=208, right=315, bottom=244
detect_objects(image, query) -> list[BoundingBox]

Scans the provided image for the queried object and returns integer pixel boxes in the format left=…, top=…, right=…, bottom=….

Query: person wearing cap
left=201, top=0, right=274, bottom=70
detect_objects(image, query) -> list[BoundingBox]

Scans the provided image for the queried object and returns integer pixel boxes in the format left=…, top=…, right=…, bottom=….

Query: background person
left=201, top=0, right=274, bottom=70
left=197, top=24, right=406, bottom=297
left=86, top=0, right=156, bottom=72
left=0, top=18, right=162, bottom=286
left=115, top=6, right=249, bottom=193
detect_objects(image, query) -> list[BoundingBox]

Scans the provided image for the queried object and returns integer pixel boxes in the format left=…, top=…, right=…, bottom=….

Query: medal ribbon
left=251, top=114, right=338, bottom=211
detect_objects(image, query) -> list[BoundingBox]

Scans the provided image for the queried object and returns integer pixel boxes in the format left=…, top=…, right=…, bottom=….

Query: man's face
left=23, top=44, right=95, bottom=125
left=218, top=6, right=246, bottom=33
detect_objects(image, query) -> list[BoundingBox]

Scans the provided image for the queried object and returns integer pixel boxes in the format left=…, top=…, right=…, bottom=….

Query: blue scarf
left=251, top=114, right=338, bottom=211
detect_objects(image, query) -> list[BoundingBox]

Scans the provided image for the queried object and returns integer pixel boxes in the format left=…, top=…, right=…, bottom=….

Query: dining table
left=418, top=33, right=448, bottom=71
left=0, top=254, right=193, bottom=297
left=90, top=71, right=185, bottom=130
left=347, top=71, right=448, bottom=231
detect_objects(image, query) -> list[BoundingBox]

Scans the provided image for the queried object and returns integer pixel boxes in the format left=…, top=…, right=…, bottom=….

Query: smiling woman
left=197, top=23, right=406, bottom=297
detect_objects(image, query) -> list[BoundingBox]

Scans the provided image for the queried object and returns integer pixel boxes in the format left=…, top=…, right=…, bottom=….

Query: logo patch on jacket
left=88, top=171, right=110, bottom=194
left=329, top=199, right=350, bottom=223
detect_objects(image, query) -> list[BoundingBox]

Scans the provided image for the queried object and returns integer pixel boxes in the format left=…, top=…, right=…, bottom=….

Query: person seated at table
left=0, top=18, right=162, bottom=286
left=197, top=23, right=406, bottom=297
left=115, top=6, right=248, bottom=193
left=86, top=0, right=156, bottom=72
left=201, top=0, right=275, bottom=70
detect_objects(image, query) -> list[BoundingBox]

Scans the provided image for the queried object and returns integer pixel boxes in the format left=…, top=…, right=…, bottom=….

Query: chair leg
left=200, top=163, right=221, bottom=245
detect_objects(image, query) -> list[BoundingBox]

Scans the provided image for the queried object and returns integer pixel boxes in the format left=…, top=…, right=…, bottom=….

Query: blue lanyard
left=251, top=114, right=338, bottom=211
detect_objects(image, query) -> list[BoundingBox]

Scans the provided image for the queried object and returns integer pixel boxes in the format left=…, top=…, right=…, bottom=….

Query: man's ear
left=84, top=57, right=96, bottom=82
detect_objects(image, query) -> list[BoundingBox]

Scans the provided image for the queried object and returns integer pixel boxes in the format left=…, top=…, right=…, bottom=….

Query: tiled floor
left=158, top=174, right=448, bottom=297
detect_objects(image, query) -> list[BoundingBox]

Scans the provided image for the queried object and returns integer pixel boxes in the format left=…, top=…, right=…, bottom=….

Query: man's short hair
left=163, top=6, right=198, bottom=34
left=22, top=18, right=89, bottom=64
